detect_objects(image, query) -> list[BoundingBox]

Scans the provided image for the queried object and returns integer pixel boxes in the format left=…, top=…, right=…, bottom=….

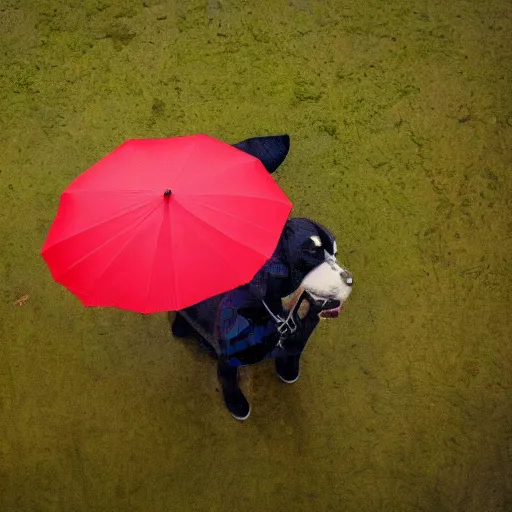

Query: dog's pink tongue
left=320, top=303, right=343, bottom=319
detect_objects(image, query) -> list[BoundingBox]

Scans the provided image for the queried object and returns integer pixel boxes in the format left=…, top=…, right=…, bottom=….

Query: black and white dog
left=171, top=135, right=353, bottom=421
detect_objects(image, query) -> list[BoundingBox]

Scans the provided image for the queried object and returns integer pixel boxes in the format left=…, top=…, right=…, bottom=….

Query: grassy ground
left=1, top=0, right=511, bottom=511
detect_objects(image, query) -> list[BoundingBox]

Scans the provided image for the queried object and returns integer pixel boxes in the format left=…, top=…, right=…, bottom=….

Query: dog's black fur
left=171, top=134, right=352, bottom=420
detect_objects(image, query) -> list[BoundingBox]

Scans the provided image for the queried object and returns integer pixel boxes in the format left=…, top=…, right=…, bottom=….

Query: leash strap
left=261, top=290, right=313, bottom=348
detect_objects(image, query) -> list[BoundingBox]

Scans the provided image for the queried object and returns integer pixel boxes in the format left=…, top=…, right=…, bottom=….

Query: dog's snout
left=341, top=269, right=353, bottom=286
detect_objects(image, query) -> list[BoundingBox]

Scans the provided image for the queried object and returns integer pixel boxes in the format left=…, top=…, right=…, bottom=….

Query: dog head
left=279, top=218, right=353, bottom=319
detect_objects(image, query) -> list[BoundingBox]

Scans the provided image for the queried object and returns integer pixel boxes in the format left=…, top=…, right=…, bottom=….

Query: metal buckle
left=276, top=312, right=297, bottom=335
left=261, top=292, right=305, bottom=349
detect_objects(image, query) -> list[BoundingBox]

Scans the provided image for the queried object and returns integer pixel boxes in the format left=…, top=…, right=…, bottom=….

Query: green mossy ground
left=1, top=1, right=511, bottom=510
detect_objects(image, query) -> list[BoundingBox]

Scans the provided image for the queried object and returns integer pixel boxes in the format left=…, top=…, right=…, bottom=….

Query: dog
left=170, top=135, right=353, bottom=420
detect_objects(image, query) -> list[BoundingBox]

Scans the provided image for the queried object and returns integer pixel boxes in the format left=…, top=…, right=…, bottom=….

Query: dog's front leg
left=217, top=359, right=251, bottom=421
left=274, top=304, right=321, bottom=384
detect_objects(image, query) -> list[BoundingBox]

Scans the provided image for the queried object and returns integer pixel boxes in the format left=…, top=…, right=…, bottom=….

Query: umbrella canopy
left=41, top=134, right=293, bottom=313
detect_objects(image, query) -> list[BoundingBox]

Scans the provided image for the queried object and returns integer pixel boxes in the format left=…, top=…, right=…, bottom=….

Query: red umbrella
left=41, top=134, right=292, bottom=313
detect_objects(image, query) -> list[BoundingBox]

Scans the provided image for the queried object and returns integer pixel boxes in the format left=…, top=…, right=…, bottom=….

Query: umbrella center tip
left=164, top=189, right=172, bottom=197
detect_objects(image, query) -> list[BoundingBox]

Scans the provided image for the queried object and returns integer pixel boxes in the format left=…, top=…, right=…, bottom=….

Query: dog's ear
left=232, top=134, right=290, bottom=174
left=312, top=222, right=336, bottom=256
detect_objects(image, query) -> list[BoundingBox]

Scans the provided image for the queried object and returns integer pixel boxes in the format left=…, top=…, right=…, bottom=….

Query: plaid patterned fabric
left=179, top=218, right=328, bottom=367
left=179, top=252, right=289, bottom=366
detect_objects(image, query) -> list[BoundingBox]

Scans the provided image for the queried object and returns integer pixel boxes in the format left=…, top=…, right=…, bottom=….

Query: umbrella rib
left=171, top=201, right=271, bottom=275
left=175, top=156, right=260, bottom=188
left=167, top=136, right=198, bottom=190
left=167, top=153, right=258, bottom=192
left=68, top=188, right=157, bottom=194
left=168, top=210, right=179, bottom=310
left=179, top=197, right=279, bottom=234
left=144, top=206, right=168, bottom=313
left=57, top=201, right=163, bottom=287
left=182, top=216, right=244, bottom=283
left=44, top=192, right=158, bottom=252
left=177, top=191, right=288, bottom=201
left=81, top=202, right=164, bottom=303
